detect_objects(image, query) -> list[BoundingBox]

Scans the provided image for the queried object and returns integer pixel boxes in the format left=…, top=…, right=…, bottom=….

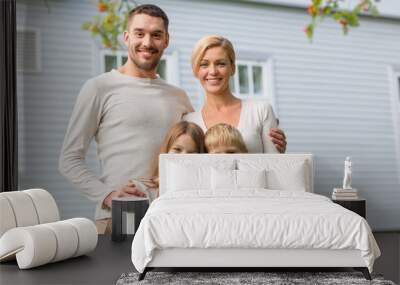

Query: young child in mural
left=204, top=123, right=248, bottom=154
left=133, top=121, right=206, bottom=200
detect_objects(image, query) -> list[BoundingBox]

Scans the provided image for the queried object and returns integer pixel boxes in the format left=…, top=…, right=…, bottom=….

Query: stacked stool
left=0, top=189, right=97, bottom=269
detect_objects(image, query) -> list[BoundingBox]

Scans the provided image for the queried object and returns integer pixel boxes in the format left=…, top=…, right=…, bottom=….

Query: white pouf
left=24, top=189, right=60, bottom=223
left=0, top=196, right=17, bottom=237
left=0, top=189, right=98, bottom=269
left=0, top=218, right=98, bottom=269
left=0, top=189, right=59, bottom=236
left=63, top=218, right=98, bottom=257
left=1, top=191, right=39, bottom=227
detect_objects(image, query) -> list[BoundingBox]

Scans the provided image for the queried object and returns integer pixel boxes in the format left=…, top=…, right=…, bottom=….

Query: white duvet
left=131, top=190, right=380, bottom=273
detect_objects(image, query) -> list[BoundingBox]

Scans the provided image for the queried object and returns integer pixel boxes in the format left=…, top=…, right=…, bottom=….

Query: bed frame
left=138, top=154, right=372, bottom=281
left=140, top=248, right=371, bottom=280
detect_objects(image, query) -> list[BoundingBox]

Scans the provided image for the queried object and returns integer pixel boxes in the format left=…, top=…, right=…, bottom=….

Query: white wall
left=16, top=0, right=400, bottom=230
left=17, top=0, right=98, bottom=219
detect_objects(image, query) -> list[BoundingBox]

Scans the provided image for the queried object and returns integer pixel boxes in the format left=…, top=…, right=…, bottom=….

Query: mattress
left=131, top=190, right=380, bottom=273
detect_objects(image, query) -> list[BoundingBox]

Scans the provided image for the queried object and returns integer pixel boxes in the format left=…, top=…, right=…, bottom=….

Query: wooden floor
left=0, top=233, right=398, bottom=284
left=373, top=232, right=400, bottom=284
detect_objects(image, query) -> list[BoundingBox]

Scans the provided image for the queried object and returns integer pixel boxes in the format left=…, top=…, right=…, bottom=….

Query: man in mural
left=59, top=4, right=287, bottom=234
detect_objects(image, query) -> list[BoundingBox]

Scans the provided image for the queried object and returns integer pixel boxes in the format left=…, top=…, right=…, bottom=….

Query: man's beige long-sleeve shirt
left=59, top=70, right=193, bottom=220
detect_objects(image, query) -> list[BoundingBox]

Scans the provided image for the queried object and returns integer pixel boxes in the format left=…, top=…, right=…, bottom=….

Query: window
left=16, top=28, right=41, bottom=73
left=229, top=59, right=277, bottom=115
left=393, top=70, right=400, bottom=123
left=230, top=61, right=262, bottom=96
left=389, top=69, right=400, bottom=126
left=99, top=50, right=179, bottom=85
left=398, top=76, right=400, bottom=102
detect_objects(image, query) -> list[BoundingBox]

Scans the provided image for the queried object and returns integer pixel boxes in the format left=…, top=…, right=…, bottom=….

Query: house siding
left=16, top=0, right=400, bottom=230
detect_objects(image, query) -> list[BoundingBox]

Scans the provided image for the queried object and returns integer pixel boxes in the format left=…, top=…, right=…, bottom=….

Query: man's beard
left=129, top=46, right=162, bottom=71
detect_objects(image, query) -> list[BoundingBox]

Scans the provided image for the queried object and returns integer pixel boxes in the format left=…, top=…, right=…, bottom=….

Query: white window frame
left=98, top=49, right=180, bottom=86
left=163, top=50, right=180, bottom=86
left=388, top=65, right=400, bottom=183
left=232, top=58, right=277, bottom=117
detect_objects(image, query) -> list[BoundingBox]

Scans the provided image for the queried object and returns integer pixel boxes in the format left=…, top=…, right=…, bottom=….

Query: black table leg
left=112, top=200, right=124, bottom=242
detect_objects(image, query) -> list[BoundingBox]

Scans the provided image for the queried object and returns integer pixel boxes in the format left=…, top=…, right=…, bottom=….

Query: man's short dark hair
left=128, top=4, right=169, bottom=32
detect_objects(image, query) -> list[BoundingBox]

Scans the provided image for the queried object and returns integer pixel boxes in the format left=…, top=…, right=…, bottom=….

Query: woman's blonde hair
left=191, top=35, right=236, bottom=77
left=204, top=123, right=248, bottom=153
left=146, top=121, right=205, bottom=189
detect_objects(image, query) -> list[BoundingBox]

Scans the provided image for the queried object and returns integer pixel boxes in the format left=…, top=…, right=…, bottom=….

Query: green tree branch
left=81, top=0, right=136, bottom=51
left=305, top=0, right=380, bottom=40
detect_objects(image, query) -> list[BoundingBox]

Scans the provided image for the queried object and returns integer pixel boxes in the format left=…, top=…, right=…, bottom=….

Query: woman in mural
left=184, top=35, right=286, bottom=153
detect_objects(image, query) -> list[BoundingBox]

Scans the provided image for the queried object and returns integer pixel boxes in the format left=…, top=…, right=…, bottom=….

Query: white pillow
left=167, top=162, right=209, bottom=191
left=211, top=168, right=236, bottom=190
left=166, top=160, right=235, bottom=192
left=237, top=169, right=267, bottom=189
left=211, top=169, right=267, bottom=191
left=267, top=161, right=306, bottom=191
left=238, top=159, right=307, bottom=191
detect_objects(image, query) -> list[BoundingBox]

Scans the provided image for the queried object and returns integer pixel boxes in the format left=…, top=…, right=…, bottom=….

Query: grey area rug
left=116, top=272, right=396, bottom=285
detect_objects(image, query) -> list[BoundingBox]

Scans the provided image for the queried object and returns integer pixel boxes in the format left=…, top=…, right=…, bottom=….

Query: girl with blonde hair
left=138, top=121, right=205, bottom=196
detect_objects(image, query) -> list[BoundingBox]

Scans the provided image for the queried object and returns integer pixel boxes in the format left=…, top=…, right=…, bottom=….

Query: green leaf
left=371, top=6, right=379, bottom=16
left=333, top=12, right=342, bottom=20
left=353, top=6, right=361, bottom=14
left=347, top=14, right=359, bottom=26
left=304, top=24, right=314, bottom=41
left=323, top=6, right=332, bottom=15
left=313, top=0, right=322, bottom=7
left=342, top=25, right=349, bottom=35
left=342, top=10, right=352, bottom=18
left=81, top=21, right=91, bottom=30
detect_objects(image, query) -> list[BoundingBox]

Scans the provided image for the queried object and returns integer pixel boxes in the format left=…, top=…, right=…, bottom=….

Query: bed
left=131, top=154, right=380, bottom=280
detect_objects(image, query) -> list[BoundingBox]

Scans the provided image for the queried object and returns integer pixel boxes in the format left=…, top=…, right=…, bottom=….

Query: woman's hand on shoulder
left=269, top=128, right=287, bottom=153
